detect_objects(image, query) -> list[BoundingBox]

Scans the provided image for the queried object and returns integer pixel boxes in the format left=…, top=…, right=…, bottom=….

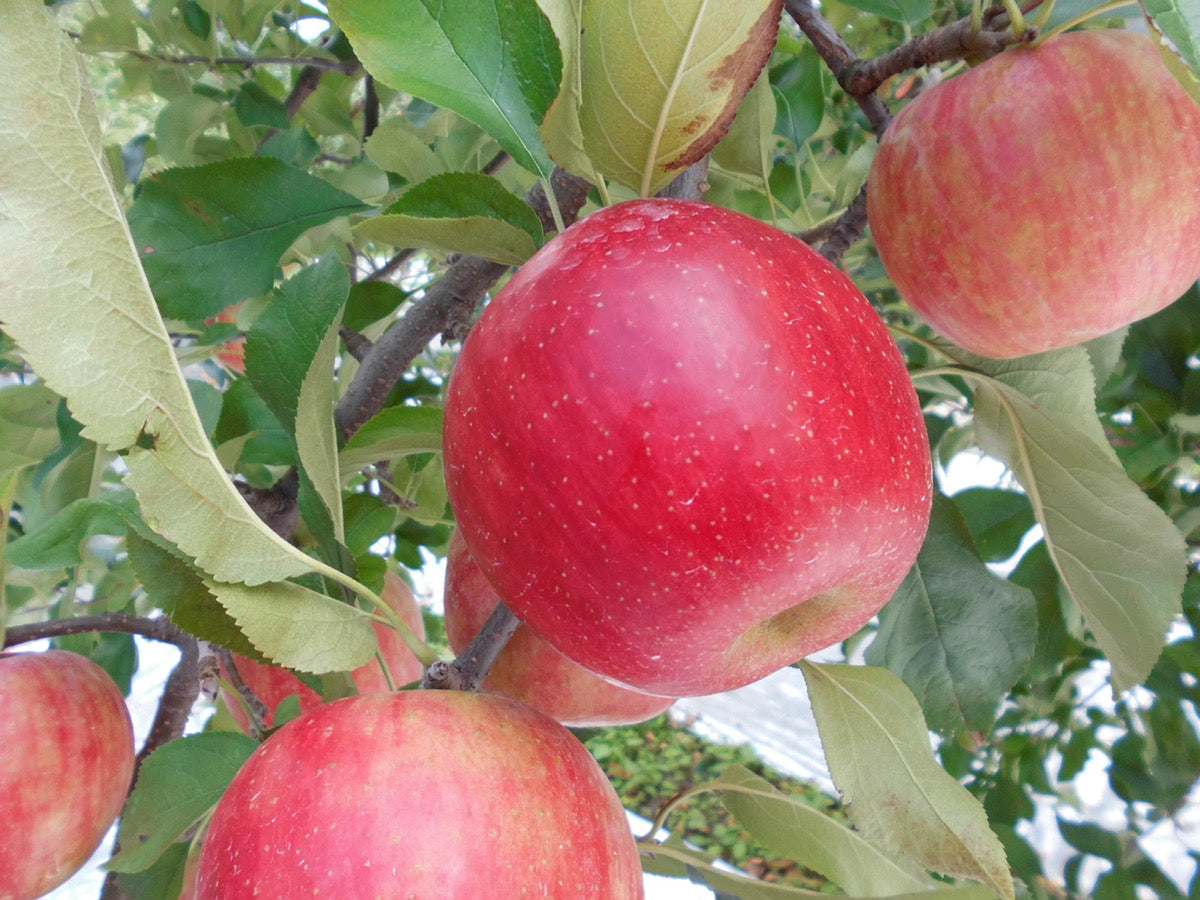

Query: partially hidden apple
left=443, top=531, right=675, bottom=726
left=443, top=199, right=932, bottom=697
left=868, top=29, right=1200, bottom=358
left=194, top=691, right=645, bottom=899
left=0, top=649, right=136, bottom=900
left=220, top=571, right=426, bottom=732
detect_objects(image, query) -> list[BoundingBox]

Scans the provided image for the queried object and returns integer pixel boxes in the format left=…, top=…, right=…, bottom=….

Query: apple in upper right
left=868, top=29, right=1200, bottom=359
left=443, top=532, right=675, bottom=727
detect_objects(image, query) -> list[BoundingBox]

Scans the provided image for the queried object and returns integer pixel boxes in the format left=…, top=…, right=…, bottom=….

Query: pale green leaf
left=329, top=0, right=561, bottom=178
left=296, top=310, right=346, bottom=542
left=801, top=662, right=1014, bottom=900
left=363, top=116, right=444, bottom=183
left=577, top=0, right=782, bottom=196
left=640, top=834, right=826, bottom=898
left=717, top=765, right=931, bottom=895
left=339, top=405, right=444, bottom=482
left=953, top=345, right=1187, bottom=691
left=355, top=214, right=538, bottom=266
left=355, top=172, right=542, bottom=265
left=0, top=2, right=323, bottom=586
left=1141, top=0, right=1200, bottom=103
left=207, top=577, right=378, bottom=674
left=711, top=70, right=776, bottom=183
left=538, top=0, right=604, bottom=185
left=0, top=383, right=63, bottom=475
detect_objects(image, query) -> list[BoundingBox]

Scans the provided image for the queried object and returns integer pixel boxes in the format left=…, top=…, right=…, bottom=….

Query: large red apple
left=0, top=649, right=136, bottom=900
left=220, top=571, right=426, bottom=732
left=443, top=531, right=675, bottom=726
left=194, top=691, right=645, bottom=898
left=443, top=198, right=931, bottom=697
left=868, top=29, right=1200, bottom=359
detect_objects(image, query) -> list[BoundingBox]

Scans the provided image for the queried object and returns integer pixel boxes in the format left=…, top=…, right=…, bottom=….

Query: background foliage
left=2, top=0, right=1199, bottom=897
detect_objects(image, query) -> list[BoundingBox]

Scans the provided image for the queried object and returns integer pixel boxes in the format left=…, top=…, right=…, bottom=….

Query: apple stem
left=422, top=600, right=521, bottom=692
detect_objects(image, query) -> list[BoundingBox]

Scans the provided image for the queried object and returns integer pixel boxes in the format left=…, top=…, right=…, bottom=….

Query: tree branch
left=123, top=49, right=362, bottom=74
left=422, top=601, right=521, bottom=692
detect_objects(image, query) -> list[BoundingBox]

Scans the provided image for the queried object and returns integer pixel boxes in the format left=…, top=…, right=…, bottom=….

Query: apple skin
left=193, top=691, right=645, bottom=899
left=220, top=571, right=426, bottom=732
left=867, top=29, right=1200, bottom=359
left=443, top=198, right=932, bottom=697
left=0, top=649, right=136, bottom=900
left=443, top=531, right=675, bottom=726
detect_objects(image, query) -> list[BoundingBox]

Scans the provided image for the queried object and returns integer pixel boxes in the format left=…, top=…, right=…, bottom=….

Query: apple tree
left=2, top=0, right=1199, bottom=896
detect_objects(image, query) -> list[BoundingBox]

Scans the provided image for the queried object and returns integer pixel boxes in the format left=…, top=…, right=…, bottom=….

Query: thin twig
left=123, top=49, right=362, bottom=73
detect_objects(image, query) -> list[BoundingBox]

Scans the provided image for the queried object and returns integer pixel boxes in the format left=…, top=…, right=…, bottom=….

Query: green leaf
left=128, top=157, right=369, bottom=320
left=950, top=486, right=1037, bottom=564
left=865, top=495, right=1037, bottom=736
left=245, top=255, right=350, bottom=540
left=339, top=405, right=444, bottom=483
left=954, top=345, right=1188, bottom=691
left=1141, top=0, right=1200, bottom=103
left=716, top=765, right=932, bottom=895
left=577, top=0, right=782, bottom=196
left=328, top=0, right=561, bottom=178
left=107, top=732, right=259, bottom=874
left=6, top=493, right=138, bottom=570
left=801, top=662, right=1014, bottom=900
left=207, top=577, right=378, bottom=673
left=354, top=172, right=542, bottom=265
left=770, top=44, right=826, bottom=148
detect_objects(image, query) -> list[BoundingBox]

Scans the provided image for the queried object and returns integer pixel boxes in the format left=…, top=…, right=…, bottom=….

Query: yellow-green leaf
left=577, top=0, right=782, bottom=196
left=0, top=0, right=319, bottom=586
left=801, top=662, right=1014, bottom=900
left=207, top=578, right=378, bottom=674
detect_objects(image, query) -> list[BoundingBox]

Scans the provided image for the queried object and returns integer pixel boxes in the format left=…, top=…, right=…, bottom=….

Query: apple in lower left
left=0, top=649, right=136, bottom=900
left=444, top=531, right=674, bottom=726
left=220, top=571, right=426, bottom=732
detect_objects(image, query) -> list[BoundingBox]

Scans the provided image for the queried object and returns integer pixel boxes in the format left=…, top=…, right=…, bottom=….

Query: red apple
left=443, top=198, right=931, bottom=697
left=220, top=571, right=426, bottom=732
left=0, top=649, right=136, bottom=900
left=867, top=29, right=1200, bottom=359
left=194, top=691, right=645, bottom=898
left=205, top=303, right=246, bottom=374
left=443, top=531, right=675, bottom=726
